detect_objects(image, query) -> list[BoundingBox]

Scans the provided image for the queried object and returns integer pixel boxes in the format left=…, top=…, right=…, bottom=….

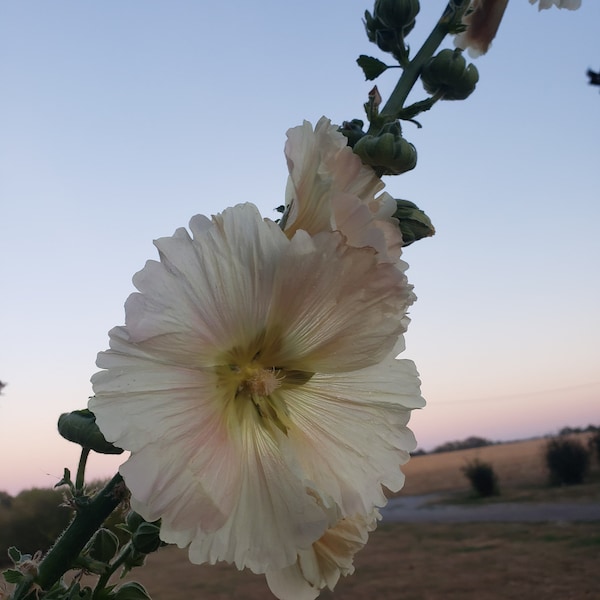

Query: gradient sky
left=1, top=1, right=599, bottom=495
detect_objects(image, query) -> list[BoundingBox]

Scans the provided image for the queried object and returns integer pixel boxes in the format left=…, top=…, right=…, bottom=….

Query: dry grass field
left=117, top=521, right=600, bottom=600
left=98, top=433, right=600, bottom=599
left=398, top=433, right=599, bottom=497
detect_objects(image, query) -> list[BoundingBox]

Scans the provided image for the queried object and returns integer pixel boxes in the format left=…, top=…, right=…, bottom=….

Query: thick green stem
left=11, top=474, right=125, bottom=600
left=372, top=0, right=468, bottom=129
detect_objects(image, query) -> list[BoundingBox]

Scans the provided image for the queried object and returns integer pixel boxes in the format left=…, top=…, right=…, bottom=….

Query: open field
left=397, top=432, right=599, bottom=497
left=98, top=434, right=600, bottom=599
left=112, top=521, right=600, bottom=599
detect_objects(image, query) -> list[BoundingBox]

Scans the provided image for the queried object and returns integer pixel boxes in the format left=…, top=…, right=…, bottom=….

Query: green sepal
left=113, top=582, right=152, bottom=600
left=357, top=55, right=389, bottom=81
left=339, top=119, right=366, bottom=149
left=72, top=554, right=110, bottom=576
left=85, top=528, right=120, bottom=564
left=393, top=199, right=435, bottom=245
left=131, top=522, right=162, bottom=555
left=123, top=511, right=145, bottom=534
left=3, top=568, right=24, bottom=584
left=58, top=409, right=124, bottom=454
left=55, top=468, right=73, bottom=489
left=121, top=549, right=147, bottom=577
left=8, top=546, right=22, bottom=563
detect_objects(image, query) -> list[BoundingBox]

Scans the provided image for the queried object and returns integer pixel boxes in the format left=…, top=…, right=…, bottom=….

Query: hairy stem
left=11, top=474, right=125, bottom=600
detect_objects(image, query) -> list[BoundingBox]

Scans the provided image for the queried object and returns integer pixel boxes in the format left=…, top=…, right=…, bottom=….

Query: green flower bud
left=339, top=119, right=366, bottom=149
left=420, top=49, right=479, bottom=101
left=353, top=121, right=417, bottom=176
left=85, top=528, right=119, bottom=564
left=392, top=199, right=435, bottom=246
left=125, top=510, right=145, bottom=533
left=114, top=582, right=152, bottom=600
left=131, top=521, right=162, bottom=555
left=121, top=549, right=147, bottom=575
left=374, top=0, right=420, bottom=35
left=58, top=409, right=123, bottom=454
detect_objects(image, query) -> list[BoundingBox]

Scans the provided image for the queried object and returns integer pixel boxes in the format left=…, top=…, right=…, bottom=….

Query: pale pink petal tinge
left=90, top=202, right=423, bottom=581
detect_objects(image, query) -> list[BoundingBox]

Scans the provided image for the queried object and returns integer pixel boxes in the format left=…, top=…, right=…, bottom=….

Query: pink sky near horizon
left=2, top=380, right=598, bottom=496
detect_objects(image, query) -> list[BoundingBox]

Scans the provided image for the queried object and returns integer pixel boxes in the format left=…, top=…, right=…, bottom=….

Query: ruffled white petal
left=283, top=117, right=403, bottom=262
left=281, top=355, right=424, bottom=516
left=266, top=230, right=414, bottom=372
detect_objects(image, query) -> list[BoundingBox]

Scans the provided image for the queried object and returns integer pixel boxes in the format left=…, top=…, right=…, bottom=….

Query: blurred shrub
left=545, top=437, right=590, bottom=486
left=588, top=431, right=600, bottom=463
left=0, top=488, right=71, bottom=565
left=461, top=459, right=500, bottom=497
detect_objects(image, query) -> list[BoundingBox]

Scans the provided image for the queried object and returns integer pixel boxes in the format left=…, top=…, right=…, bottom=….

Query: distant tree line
left=412, top=436, right=495, bottom=456
left=558, top=424, right=598, bottom=436
left=412, top=424, right=600, bottom=456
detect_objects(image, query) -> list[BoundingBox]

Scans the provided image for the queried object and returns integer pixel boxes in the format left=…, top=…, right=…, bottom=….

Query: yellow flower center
left=238, top=363, right=283, bottom=397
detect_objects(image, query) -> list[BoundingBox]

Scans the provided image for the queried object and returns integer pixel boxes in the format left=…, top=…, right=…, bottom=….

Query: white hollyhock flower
left=529, top=0, right=581, bottom=10
left=283, top=117, right=403, bottom=263
left=90, top=203, right=424, bottom=579
left=266, top=509, right=380, bottom=600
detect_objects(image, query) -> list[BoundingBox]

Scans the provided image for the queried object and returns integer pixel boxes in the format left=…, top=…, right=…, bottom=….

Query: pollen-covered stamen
left=242, top=365, right=283, bottom=397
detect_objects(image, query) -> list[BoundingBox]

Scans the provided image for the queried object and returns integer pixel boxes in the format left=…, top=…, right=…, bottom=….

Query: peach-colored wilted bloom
left=90, top=202, right=423, bottom=592
left=455, top=0, right=581, bottom=56
left=283, top=117, right=403, bottom=264
left=454, top=0, right=510, bottom=57
left=266, top=509, right=379, bottom=600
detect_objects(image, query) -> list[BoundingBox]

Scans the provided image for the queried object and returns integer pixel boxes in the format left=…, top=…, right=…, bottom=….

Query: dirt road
left=380, top=493, right=600, bottom=523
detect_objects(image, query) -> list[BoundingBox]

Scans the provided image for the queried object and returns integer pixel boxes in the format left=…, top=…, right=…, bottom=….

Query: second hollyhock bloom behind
left=283, top=117, right=403, bottom=264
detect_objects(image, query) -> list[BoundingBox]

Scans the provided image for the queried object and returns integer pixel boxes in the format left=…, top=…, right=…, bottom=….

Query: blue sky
left=1, top=1, right=599, bottom=494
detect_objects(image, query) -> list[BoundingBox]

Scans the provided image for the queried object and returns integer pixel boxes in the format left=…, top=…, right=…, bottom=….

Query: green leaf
left=114, top=582, right=152, bottom=600
left=357, top=55, right=389, bottom=80
left=7, top=546, right=22, bottom=563
left=3, top=568, right=24, bottom=584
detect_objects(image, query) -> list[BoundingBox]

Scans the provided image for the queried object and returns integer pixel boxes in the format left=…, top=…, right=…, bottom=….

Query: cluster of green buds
left=339, top=0, right=486, bottom=248
left=352, top=120, right=417, bottom=177
left=364, top=0, right=421, bottom=65
left=421, top=48, right=479, bottom=100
